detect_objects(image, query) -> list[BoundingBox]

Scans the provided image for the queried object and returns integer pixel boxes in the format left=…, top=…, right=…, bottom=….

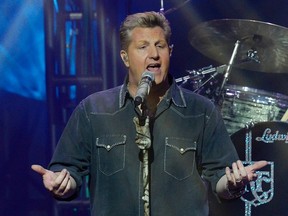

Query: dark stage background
left=1, top=0, right=288, bottom=215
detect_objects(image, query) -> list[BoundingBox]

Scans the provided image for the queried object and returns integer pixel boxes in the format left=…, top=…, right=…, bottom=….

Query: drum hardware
left=177, top=42, right=261, bottom=105
left=176, top=64, right=227, bottom=100
left=246, top=49, right=260, bottom=64
left=176, top=64, right=227, bottom=84
left=183, top=30, right=266, bottom=104
left=243, top=121, right=255, bottom=130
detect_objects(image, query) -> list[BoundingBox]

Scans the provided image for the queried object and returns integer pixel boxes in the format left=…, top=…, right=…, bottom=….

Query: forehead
left=129, top=26, right=166, bottom=42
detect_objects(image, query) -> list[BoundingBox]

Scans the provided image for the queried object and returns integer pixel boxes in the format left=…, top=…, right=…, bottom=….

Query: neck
left=145, top=81, right=170, bottom=114
left=128, top=78, right=170, bottom=112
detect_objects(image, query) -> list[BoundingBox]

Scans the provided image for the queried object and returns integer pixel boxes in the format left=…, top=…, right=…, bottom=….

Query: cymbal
left=189, top=19, right=288, bottom=73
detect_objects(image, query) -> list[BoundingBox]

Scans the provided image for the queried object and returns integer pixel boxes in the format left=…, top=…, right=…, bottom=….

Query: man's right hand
left=31, top=164, right=77, bottom=199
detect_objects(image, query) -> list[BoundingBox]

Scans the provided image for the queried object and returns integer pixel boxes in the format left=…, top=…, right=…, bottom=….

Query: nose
left=148, top=46, right=159, bottom=59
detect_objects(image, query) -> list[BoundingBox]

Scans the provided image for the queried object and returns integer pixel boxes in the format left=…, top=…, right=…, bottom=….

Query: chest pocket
left=165, top=137, right=197, bottom=180
left=96, top=135, right=126, bottom=176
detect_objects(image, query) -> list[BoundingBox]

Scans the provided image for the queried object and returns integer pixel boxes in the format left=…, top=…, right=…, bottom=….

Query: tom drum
left=221, top=85, right=288, bottom=134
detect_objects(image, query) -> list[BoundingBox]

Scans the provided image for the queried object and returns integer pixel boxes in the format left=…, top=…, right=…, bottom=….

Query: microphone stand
left=133, top=104, right=152, bottom=216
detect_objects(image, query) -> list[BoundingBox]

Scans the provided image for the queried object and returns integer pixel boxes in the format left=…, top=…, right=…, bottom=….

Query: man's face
left=121, top=27, right=171, bottom=87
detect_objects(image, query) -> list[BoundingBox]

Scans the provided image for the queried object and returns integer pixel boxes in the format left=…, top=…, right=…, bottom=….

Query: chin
left=154, top=77, right=168, bottom=86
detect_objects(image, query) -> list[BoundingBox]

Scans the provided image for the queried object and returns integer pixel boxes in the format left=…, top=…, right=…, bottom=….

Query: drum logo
left=241, top=161, right=274, bottom=211
left=255, top=128, right=288, bottom=143
left=240, top=130, right=274, bottom=216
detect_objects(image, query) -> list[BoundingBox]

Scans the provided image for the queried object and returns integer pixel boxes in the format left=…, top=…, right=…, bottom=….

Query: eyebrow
left=136, top=39, right=166, bottom=45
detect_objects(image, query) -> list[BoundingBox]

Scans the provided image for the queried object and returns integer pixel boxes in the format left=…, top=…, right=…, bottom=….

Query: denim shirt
left=49, top=77, right=239, bottom=216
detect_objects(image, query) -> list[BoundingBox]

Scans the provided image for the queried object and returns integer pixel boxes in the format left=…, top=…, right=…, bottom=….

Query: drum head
left=209, top=121, right=288, bottom=216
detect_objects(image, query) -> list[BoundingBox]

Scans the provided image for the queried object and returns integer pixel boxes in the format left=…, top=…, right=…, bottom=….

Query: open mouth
left=147, top=63, right=161, bottom=72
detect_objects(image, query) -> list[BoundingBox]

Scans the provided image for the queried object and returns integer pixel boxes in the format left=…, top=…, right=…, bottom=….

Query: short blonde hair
left=119, top=11, right=171, bottom=51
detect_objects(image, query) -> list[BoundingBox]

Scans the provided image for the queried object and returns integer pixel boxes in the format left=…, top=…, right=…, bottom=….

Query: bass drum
left=208, top=121, right=288, bottom=216
left=221, top=85, right=288, bottom=135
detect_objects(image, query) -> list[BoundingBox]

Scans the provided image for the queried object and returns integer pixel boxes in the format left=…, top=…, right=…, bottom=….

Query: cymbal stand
left=219, top=40, right=241, bottom=94
left=159, top=0, right=191, bottom=15
left=159, top=0, right=164, bottom=14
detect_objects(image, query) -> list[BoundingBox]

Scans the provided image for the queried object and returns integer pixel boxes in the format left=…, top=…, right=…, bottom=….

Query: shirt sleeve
left=48, top=101, right=92, bottom=199
left=200, top=105, right=239, bottom=194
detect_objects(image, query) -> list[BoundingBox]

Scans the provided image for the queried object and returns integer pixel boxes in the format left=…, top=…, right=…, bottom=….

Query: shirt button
left=107, top=145, right=111, bottom=150
left=180, top=148, right=185, bottom=153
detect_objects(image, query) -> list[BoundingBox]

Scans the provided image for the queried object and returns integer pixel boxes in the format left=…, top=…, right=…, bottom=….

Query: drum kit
left=176, top=19, right=288, bottom=135
left=181, top=19, right=288, bottom=216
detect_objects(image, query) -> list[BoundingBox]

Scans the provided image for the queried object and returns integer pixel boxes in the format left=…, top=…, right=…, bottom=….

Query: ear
left=120, top=50, right=129, bottom=67
left=169, top=44, right=174, bottom=57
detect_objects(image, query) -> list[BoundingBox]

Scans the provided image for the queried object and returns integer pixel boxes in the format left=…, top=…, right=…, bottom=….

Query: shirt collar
left=165, top=76, right=187, bottom=108
left=119, top=76, right=130, bottom=108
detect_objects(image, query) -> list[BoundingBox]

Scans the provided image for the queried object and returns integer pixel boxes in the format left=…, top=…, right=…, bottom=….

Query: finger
left=31, top=164, right=47, bottom=176
left=244, top=161, right=267, bottom=179
left=248, top=169, right=261, bottom=180
left=225, top=167, right=232, bottom=182
left=248, top=161, right=268, bottom=172
left=232, top=162, right=240, bottom=181
left=49, top=169, right=69, bottom=194
left=225, top=167, right=236, bottom=188
left=54, top=169, right=69, bottom=186
left=226, top=167, right=236, bottom=186
left=236, top=160, right=247, bottom=179
left=61, top=176, right=72, bottom=195
left=55, top=171, right=70, bottom=195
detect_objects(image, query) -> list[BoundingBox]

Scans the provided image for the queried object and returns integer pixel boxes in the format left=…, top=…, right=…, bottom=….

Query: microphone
left=134, top=71, right=155, bottom=106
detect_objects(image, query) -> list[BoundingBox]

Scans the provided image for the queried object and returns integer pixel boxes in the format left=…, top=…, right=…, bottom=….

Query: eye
left=156, top=43, right=166, bottom=49
left=137, top=44, right=147, bottom=49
